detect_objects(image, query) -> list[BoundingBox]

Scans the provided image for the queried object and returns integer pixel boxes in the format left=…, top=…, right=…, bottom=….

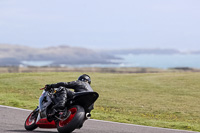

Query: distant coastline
left=1, top=44, right=200, bottom=68
left=0, top=66, right=199, bottom=73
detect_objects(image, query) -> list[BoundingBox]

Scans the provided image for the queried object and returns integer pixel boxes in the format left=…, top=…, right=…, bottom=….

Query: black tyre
left=57, top=105, right=85, bottom=133
left=24, top=109, right=38, bottom=131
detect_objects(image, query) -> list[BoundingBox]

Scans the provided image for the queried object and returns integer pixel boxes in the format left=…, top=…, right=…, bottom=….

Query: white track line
left=0, top=105, right=32, bottom=112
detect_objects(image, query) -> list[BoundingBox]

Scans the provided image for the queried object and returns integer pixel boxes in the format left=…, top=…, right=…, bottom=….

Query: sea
left=113, top=54, right=200, bottom=69
left=82, top=54, right=200, bottom=69
left=21, top=54, right=200, bottom=69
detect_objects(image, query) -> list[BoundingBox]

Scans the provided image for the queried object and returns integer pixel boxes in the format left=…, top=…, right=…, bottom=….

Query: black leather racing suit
left=50, top=80, right=94, bottom=111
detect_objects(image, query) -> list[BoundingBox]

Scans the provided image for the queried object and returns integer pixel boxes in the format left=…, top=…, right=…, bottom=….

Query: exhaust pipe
left=86, top=113, right=91, bottom=119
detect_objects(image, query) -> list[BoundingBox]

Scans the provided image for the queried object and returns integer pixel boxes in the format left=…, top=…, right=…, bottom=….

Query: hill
left=1, top=44, right=200, bottom=67
left=0, top=44, right=118, bottom=66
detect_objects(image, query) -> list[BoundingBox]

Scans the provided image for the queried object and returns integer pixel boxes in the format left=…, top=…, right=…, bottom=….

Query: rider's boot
left=58, top=109, right=71, bottom=121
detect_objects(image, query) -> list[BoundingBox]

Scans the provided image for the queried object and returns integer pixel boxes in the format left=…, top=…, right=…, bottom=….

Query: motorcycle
left=24, top=87, right=99, bottom=133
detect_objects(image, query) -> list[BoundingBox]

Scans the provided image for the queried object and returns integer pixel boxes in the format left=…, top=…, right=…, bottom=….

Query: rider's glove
left=45, top=84, right=52, bottom=91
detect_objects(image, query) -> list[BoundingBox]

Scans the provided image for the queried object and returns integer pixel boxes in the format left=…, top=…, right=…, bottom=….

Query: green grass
left=0, top=72, right=200, bottom=131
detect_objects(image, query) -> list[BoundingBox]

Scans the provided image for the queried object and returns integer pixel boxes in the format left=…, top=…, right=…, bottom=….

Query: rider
left=44, top=74, right=93, bottom=119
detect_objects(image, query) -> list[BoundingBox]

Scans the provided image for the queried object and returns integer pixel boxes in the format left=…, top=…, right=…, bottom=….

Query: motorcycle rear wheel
left=24, top=108, right=38, bottom=131
left=57, top=105, right=85, bottom=133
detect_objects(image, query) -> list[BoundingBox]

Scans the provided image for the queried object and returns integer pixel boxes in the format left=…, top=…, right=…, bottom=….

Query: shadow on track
left=6, top=130, right=58, bottom=133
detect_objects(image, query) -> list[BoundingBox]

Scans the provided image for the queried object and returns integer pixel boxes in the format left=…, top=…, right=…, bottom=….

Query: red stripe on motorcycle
left=36, top=118, right=56, bottom=128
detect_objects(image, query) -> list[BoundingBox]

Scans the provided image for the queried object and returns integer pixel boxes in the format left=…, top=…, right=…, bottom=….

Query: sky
left=0, top=0, right=200, bottom=51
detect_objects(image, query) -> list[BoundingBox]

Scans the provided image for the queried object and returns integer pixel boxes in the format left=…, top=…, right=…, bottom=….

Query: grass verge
left=0, top=72, right=200, bottom=131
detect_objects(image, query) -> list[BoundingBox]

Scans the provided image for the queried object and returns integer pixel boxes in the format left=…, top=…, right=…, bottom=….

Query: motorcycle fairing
left=36, top=118, right=56, bottom=128
left=38, top=91, right=52, bottom=118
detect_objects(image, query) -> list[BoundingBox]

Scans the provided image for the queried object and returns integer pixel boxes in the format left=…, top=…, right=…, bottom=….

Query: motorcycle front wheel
left=57, top=105, right=85, bottom=133
left=24, top=108, right=38, bottom=131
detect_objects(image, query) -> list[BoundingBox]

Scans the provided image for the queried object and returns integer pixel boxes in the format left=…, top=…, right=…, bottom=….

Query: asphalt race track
left=0, top=105, right=199, bottom=133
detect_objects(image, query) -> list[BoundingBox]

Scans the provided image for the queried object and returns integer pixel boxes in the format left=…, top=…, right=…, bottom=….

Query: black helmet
left=78, top=74, right=91, bottom=84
